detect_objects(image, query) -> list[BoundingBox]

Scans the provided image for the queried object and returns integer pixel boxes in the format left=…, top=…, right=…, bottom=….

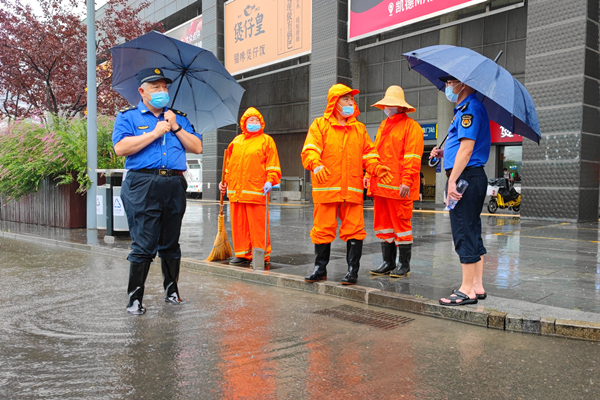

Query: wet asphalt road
left=1, top=237, right=600, bottom=400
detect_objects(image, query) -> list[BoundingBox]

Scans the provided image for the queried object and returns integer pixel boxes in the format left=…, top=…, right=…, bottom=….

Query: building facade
left=100, top=0, right=600, bottom=222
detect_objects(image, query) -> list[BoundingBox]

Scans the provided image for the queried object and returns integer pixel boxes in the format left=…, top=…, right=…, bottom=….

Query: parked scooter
left=487, top=178, right=521, bottom=213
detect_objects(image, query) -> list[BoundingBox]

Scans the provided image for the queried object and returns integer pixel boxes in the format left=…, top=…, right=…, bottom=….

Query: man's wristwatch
left=172, top=124, right=182, bottom=133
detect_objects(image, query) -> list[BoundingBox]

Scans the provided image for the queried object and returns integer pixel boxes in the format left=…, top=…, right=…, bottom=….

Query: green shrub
left=0, top=116, right=124, bottom=200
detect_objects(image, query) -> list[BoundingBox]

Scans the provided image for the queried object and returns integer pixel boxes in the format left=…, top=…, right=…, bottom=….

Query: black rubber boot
left=127, top=261, right=151, bottom=314
left=342, top=239, right=363, bottom=285
left=370, top=242, right=397, bottom=275
left=390, top=244, right=411, bottom=278
left=229, top=257, right=251, bottom=266
left=161, top=257, right=182, bottom=304
left=305, top=243, right=330, bottom=282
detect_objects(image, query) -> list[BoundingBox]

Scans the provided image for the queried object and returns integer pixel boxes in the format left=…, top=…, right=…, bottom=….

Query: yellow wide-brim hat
left=371, top=85, right=416, bottom=113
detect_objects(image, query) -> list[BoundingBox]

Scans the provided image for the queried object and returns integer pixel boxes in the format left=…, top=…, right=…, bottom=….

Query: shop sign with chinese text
left=421, top=123, right=437, bottom=140
left=225, top=0, right=311, bottom=75
left=166, top=15, right=203, bottom=47
left=490, top=120, right=522, bottom=144
left=348, top=0, right=487, bottom=42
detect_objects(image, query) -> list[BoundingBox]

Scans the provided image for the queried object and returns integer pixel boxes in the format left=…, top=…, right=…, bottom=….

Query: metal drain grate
left=314, top=305, right=414, bottom=330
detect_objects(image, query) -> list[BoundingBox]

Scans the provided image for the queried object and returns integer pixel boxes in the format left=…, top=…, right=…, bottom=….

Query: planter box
left=0, top=176, right=86, bottom=228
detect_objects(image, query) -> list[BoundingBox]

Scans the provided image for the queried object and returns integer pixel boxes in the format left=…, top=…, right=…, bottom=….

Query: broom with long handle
left=206, top=150, right=233, bottom=261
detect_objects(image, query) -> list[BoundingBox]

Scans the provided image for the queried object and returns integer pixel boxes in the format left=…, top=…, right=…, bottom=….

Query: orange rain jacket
left=367, top=112, right=424, bottom=201
left=301, top=84, right=381, bottom=204
left=224, top=107, right=281, bottom=204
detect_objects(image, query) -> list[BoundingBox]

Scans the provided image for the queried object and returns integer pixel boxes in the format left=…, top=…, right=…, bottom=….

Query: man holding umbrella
left=112, top=67, right=203, bottom=315
left=404, top=45, right=541, bottom=306
left=430, top=76, right=490, bottom=306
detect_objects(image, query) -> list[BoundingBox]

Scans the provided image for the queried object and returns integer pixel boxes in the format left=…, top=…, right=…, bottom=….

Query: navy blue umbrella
left=111, top=31, right=245, bottom=135
left=403, top=45, right=541, bottom=144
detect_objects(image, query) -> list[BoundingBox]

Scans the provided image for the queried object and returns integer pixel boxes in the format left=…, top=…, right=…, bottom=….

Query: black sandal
left=453, top=289, right=487, bottom=300
left=440, top=290, right=478, bottom=306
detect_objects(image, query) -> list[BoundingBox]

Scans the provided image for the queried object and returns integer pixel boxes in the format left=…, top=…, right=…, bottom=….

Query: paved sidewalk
left=2, top=199, right=600, bottom=327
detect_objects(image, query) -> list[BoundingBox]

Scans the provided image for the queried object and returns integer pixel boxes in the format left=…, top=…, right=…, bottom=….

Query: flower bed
left=0, top=116, right=123, bottom=228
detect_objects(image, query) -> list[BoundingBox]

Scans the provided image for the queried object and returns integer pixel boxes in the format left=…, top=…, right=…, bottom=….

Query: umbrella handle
left=264, top=194, right=269, bottom=253
left=219, top=149, right=229, bottom=213
left=170, top=66, right=189, bottom=106
left=428, top=133, right=448, bottom=168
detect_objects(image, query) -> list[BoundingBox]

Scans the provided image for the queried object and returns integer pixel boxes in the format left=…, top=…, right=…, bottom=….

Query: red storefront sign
left=490, top=120, right=522, bottom=144
left=348, top=0, right=486, bottom=42
left=165, top=15, right=203, bottom=47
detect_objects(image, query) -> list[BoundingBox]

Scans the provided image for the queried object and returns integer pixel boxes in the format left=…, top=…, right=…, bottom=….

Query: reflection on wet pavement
left=0, top=238, right=599, bottom=399
left=2, top=200, right=600, bottom=315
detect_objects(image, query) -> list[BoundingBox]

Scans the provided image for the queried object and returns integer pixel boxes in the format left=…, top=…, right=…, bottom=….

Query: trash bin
left=112, top=186, right=129, bottom=232
left=96, top=184, right=108, bottom=229
left=96, top=169, right=129, bottom=237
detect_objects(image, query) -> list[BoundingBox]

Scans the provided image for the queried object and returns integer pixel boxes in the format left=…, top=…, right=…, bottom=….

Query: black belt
left=135, top=169, right=184, bottom=177
left=445, top=166, right=482, bottom=178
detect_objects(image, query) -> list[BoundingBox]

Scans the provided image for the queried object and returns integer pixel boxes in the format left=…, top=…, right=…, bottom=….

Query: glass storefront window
left=500, top=145, right=522, bottom=182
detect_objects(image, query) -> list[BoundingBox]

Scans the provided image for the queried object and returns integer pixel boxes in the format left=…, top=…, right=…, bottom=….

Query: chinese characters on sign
left=389, top=0, right=436, bottom=16
left=225, top=0, right=311, bottom=75
left=349, top=0, right=487, bottom=42
left=420, top=123, right=437, bottom=140
left=490, top=120, right=522, bottom=144
left=165, top=14, right=203, bottom=47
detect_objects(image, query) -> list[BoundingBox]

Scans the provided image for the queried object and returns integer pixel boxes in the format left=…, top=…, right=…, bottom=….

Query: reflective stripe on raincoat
left=224, top=107, right=281, bottom=204
left=301, top=84, right=381, bottom=204
left=367, top=112, right=424, bottom=201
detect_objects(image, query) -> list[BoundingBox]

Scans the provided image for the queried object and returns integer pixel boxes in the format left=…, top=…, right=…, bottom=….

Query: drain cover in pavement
left=314, top=305, right=414, bottom=330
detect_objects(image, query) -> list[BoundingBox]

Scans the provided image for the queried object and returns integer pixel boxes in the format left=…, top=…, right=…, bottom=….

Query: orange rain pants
left=373, top=196, right=413, bottom=245
left=230, top=202, right=271, bottom=261
left=310, top=202, right=366, bottom=244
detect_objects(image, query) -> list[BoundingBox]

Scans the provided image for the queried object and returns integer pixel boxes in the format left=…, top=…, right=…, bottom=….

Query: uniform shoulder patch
left=171, top=108, right=187, bottom=117
left=119, top=105, right=138, bottom=113
left=461, top=114, right=473, bottom=129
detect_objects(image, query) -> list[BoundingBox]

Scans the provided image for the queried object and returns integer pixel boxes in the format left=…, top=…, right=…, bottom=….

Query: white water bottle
left=445, top=179, right=469, bottom=211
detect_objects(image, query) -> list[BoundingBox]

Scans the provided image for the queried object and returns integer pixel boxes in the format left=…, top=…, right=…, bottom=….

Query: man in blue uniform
left=430, top=76, right=491, bottom=306
left=112, top=67, right=203, bottom=315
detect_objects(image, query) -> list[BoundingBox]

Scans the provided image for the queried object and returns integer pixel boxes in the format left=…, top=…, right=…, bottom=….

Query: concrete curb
left=178, top=257, right=600, bottom=342
left=2, top=230, right=599, bottom=342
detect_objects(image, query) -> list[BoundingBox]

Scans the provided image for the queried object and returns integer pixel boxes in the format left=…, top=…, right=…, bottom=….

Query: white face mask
left=384, top=107, right=398, bottom=117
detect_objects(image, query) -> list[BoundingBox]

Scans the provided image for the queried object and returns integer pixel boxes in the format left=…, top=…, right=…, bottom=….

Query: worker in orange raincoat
left=301, top=83, right=393, bottom=285
left=366, top=86, right=424, bottom=278
left=219, top=107, right=281, bottom=266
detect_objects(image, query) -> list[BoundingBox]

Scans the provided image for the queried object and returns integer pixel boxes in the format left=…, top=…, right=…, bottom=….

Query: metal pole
left=86, top=0, right=97, bottom=229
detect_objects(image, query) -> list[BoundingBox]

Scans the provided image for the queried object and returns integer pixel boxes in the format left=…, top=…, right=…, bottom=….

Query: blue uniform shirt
left=112, top=100, right=202, bottom=170
left=443, top=93, right=491, bottom=171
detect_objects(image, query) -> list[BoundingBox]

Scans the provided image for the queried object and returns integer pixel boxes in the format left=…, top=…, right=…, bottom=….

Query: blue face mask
left=445, top=85, right=460, bottom=103
left=148, top=91, right=170, bottom=108
left=246, top=123, right=261, bottom=132
left=339, top=105, right=354, bottom=117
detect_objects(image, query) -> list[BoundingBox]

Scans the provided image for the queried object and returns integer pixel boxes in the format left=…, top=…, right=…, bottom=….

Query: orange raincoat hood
left=323, top=84, right=360, bottom=120
left=240, top=107, right=265, bottom=137
left=224, top=106, right=281, bottom=204
left=301, top=84, right=382, bottom=205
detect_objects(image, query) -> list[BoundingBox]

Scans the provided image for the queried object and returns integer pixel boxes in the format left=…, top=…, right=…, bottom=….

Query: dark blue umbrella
left=403, top=45, right=541, bottom=144
left=111, top=31, right=245, bottom=135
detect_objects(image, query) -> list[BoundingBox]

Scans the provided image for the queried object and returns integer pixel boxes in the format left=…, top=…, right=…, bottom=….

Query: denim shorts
left=447, top=167, right=487, bottom=264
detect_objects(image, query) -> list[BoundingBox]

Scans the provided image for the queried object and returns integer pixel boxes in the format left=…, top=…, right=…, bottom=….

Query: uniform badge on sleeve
left=461, top=114, right=473, bottom=128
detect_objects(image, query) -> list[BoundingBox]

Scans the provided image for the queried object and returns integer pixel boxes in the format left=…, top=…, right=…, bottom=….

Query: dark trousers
left=448, top=167, right=487, bottom=264
left=121, top=171, right=187, bottom=263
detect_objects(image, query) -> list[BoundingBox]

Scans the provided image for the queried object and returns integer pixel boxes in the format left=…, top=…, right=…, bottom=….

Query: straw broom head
left=205, top=213, right=233, bottom=261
